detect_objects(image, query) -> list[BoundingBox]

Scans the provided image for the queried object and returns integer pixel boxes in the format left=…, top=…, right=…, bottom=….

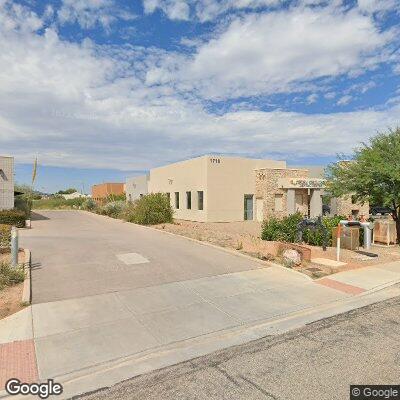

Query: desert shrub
left=124, top=193, right=173, bottom=225
left=81, top=198, right=97, bottom=211
left=303, top=215, right=345, bottom=246
left=106, top=193, right=126, bottom=202
left=261, top=213, right=303, bottom=243
left=0, top=261, right=25, bottom=290
left=0, top=209, right=26, bottom=227
left=0, top=224, right=11, bottom=249
left=32, top=197, right=86, bottom=210
left=14, top=196, right=31, bottom=218
left=98, top=201, right=127, bottom=218
left=261, top=213, right=346, bottom=247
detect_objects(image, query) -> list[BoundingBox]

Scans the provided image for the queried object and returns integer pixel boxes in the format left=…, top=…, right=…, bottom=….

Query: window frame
left=197, top=191, right=204, bottom=210
left=175, top=192, right=180, bottom=209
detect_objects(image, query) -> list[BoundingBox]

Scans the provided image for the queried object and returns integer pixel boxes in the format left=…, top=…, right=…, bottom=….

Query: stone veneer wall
left=255, top=168, right=309, bottom=221
left=331, top=196, right=369, bottom=218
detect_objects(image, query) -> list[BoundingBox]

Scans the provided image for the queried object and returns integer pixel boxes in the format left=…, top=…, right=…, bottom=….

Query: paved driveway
left=22, top=211, right=267, bottom=303
left=19, top=211, right=350, bottom=388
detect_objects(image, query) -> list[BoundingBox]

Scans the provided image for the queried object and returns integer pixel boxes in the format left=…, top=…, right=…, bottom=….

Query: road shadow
left=31, top=262, right=42, bottom=270
left=31, top=212, right=50, bottom=221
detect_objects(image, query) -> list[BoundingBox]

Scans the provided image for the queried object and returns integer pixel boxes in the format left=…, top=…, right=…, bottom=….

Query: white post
left=11, top=226, right=18, bottom=267
left=336, top=224, right=341, bottom=262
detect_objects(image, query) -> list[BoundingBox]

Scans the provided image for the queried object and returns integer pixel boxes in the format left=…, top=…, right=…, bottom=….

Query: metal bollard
left=11, top=226, right=18, bottom=267
left=360, top=222, right=374, bottom=250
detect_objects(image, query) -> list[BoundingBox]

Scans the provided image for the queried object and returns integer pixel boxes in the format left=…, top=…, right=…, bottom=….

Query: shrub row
left=0, top=224, right=11, bottom=248
left=0, top=209, right=26, bottom=228
left=0, top=261, right=25, bottom=291
left=124, top=193, right=173, bottom=225
left=32, top=197, right=87, bottom=210
left=261, top=213, right=345, bottom=247
left=82, top=193, right=173, bottom=225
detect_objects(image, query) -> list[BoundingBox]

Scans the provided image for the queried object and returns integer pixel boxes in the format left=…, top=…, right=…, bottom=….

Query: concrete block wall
left=0, top=156, right=14, bottom=210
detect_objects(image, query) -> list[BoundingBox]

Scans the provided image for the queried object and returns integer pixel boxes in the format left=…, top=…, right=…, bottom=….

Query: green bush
left=0, top=209, right=26, bottom=227
left=0, top=224, right=11, bottom=248
left=105, top=193, right=126, bottom=202
left=261, top=213, right=303, bottom=242
left=81, top=198, right=97, bottom=211
left=261, top=213, right=345, bottom=247
left=14, top=196, right=31, bottom=218
left=32, top=197, right=86, bottom=210
left=98, top=201, right=127, bottom=218
left=124, top=193, right=173, bottom=225
left=303, top=215, right=344, bottom=246
left=0, top=261, right=25, bottom=290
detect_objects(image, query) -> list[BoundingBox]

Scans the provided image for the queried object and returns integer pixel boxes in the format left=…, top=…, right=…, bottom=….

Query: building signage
left=278, top=178, right=326, bottom=189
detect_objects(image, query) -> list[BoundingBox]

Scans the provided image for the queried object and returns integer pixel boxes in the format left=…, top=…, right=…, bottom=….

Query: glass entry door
left=244, top=195, right=254, bottom=220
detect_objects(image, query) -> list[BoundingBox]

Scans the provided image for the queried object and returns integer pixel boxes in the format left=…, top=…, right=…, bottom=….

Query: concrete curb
left=22, top=249, right=31, bottom=305
left=80, top=210, right=312, bottom=281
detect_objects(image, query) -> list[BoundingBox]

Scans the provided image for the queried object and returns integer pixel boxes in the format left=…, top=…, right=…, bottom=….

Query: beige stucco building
left=126, top=155, right=368, bottom=222
left=0, top=156, right=14, bottom=210
left=148, top=156, right=285, bottom=222
left=126, top=174, right=149, bottom=202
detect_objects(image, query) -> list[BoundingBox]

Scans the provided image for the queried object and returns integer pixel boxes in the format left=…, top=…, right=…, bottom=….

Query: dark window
left=186, top=191, right=192, bottom=209
left=175, top=192, right=179, bottom=209
left=197, top=191, right=204, bottom=210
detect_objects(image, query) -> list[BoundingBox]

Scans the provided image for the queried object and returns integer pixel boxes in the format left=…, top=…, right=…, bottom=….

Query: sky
left=1, top=0, right=400, bottom=193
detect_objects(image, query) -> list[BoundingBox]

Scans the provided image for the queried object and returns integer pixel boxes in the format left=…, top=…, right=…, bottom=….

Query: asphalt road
left=77, top=291, right=400, bottom=400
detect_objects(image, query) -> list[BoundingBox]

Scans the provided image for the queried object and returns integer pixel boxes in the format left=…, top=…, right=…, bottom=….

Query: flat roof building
left=126, top=174, right=149, bottom=203
left=127, top=156, right=285, bottom=222
left=0, top=156, right=14, bottom=210
left=92, top=182, right=125, bottom=203
left=126, top=155, right=368, bottom=222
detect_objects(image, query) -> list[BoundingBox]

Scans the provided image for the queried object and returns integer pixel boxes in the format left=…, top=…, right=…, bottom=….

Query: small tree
left=325, top=128, right=400, bottom=244
left=57, top=188, right=77, bottom=195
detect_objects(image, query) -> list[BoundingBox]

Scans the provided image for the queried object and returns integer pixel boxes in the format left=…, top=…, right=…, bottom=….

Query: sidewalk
left=317, top=261, right=400, bottom=294
left=1, top=261, right=400, bottom=399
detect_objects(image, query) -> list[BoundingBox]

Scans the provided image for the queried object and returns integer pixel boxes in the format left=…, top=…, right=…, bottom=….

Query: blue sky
left=1, top=0, right=400, bottom=193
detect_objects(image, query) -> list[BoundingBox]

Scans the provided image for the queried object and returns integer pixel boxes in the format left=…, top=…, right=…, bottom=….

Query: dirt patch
left=0, top=282, right=25, bottom=319
left=0, top=250, right=27, bottom=319
left=153, top=219, right=400, bottom=278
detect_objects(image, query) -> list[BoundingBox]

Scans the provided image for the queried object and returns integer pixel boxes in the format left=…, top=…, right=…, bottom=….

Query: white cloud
left=57, top=0, right=135, bottom=30
left=357, top=0, right=400, bottom=14
left=142, top=0, right=399, bottom=22
left=324, top=92, right=336, bottom=99
left=337, top=95, right=353, bottom=105
left=0, top=0, right=399, bottom=173
left=306, top=93, right=318, bottom=104
left=175, top=7, right=394, bottom=100
left=142, top=0, right=190, bottom=20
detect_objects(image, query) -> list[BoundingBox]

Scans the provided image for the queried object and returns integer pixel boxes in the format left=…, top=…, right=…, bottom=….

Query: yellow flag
left=32, top=157, right=37, bottom=185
